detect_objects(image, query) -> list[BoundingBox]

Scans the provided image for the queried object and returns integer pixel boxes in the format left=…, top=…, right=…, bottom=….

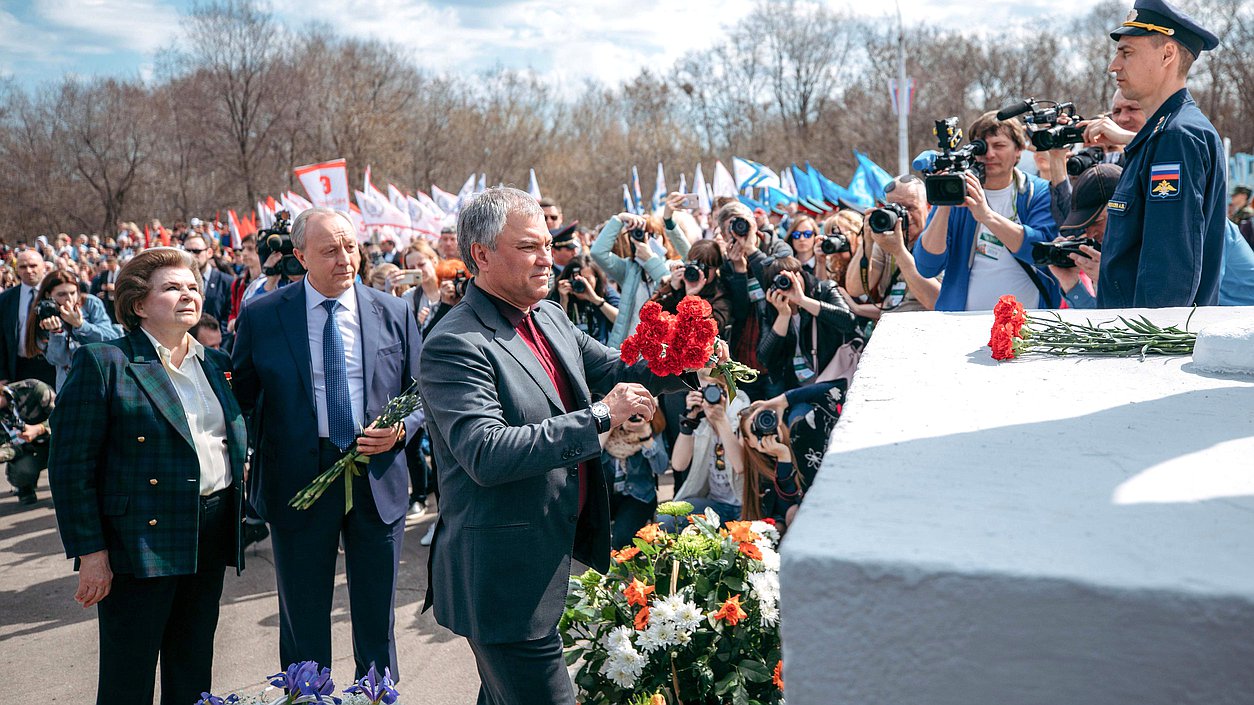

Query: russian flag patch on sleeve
left=1149, top=163, right=1181, bottom=199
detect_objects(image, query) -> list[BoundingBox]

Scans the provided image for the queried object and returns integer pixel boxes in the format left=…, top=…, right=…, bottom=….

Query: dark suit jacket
left=202, top=267, right=234, bottom=332
left=230, top=281, right=423, bottom=530
left=48, top=330, right=248, bottom=578
left=419, top=283, right=690, bottom=644
left=0, top=285, right=27, bottom=381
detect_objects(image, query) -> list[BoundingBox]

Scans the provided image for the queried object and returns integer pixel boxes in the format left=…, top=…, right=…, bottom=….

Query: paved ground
left=0, top=475, right=479, bottom=704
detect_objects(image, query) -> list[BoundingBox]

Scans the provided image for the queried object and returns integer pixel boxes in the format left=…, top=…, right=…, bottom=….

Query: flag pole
left=896, top=0, right=910, bottom=177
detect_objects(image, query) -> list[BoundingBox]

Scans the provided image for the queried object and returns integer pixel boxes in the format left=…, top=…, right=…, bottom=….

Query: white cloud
left=35, top=0, right=182, bottom=54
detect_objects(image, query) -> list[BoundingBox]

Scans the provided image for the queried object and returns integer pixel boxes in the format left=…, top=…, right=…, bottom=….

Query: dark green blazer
left=49, top=330, right=248, bottom=578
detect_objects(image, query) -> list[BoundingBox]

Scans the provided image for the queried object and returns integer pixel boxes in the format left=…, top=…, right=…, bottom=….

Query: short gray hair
left=290, top=207, right=354, bottom=250
left=456, top=187, right=543, bottom=275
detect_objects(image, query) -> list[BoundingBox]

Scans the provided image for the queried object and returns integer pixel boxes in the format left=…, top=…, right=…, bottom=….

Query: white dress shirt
left=304, top=278, right=367, bottom=437
left=141, top=328, right=231, bottom=495
left=17, top=284, right=35, bottom=358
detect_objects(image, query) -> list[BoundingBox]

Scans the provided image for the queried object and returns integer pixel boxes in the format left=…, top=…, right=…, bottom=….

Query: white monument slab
left=781, top=306, right=1254, bottom=705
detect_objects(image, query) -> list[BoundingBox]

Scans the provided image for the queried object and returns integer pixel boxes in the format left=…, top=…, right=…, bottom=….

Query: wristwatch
left=590, top=402, right=612, bottom=433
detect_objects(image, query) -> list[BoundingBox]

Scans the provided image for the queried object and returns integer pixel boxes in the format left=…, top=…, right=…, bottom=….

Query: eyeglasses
left=789, top=230, right=815, bottom=239
left=184, top=248, right=206, bottom=255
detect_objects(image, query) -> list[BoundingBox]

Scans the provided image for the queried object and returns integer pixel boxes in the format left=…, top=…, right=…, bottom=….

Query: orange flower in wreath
left=612, top=546, right=641, bottom=563
left=712, top=594, right=747, bottom=625
left=773, top=659, right=784, bottom=690
left=635, top=523, right=664, bottom=544
left=623, top=578, right=655, bottom=608
left=634, top=604, right=650, bottom=630
left=738, top=541, right=763, bottom=560
left=725, top=520, right=760, bottom=544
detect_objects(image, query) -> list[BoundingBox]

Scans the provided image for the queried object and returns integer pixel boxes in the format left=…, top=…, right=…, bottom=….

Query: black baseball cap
left=1060, top=163, right=1123, bottom=233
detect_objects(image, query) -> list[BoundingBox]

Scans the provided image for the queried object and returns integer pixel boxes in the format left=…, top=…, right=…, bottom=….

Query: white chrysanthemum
left=760, top=602, right=780, bottom=627
left=601, top=656, right=641, bottom=689
left=601, top=625, right=634, bottom=655
left=750, top=520, right=780, bottom=543
left=674, top=600, right=705, bottom=629
left=636, top=624, right=664, bottom=653
left=748, top=571, right=780, bottom=604
left=758, top=545, right=781, bottom=572
left=651, top=599, right=677, bottom=624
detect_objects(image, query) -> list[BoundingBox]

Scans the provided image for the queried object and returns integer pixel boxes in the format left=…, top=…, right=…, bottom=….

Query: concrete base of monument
left=780, top=306, right=1254, bottom=705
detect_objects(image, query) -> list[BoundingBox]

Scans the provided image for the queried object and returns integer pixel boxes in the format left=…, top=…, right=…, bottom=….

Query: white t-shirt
left=964, top=184, right=1040, bottom=311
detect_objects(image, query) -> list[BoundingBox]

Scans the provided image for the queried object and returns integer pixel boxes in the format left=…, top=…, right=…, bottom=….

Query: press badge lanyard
left=967, top=173, right=1021, bottom=269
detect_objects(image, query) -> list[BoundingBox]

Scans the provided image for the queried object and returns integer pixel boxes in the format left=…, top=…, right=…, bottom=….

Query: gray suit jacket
left=420, top=283, right=690, bottom=644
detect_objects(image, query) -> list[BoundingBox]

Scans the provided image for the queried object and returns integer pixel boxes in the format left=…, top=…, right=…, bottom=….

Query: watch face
left=592, top=402, right=609, bottom=417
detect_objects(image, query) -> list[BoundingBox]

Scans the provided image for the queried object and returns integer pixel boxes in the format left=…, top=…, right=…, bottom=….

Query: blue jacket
left=44, top=294, right=123, bottom=391
left=914, top=169, right=1061, bottom=310
left=1097, top=89, right=1226, bottom=308
left=591, top=217, right=690, bottom=347
left=1220, top=221, right=1254, bottom=306
left=603, top=434, right=669, bottom=504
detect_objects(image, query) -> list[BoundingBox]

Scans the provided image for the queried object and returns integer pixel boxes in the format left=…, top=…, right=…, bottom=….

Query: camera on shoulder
left=998, top=97, right=1087, bottom=151
left=257, top=215, right=306, bottom=279
left=921, top=117, right=987, bottom=207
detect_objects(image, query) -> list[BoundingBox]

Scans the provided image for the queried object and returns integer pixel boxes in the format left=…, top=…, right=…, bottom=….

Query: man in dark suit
left=0, top=249, right=55, bottom=386
left=183, top=235, right=233, bottom=334
left=90, top=255, right=121, bottom=323
left=231, top=208, right=423, bottom=680
left=420, top=188, right=707, bottom=705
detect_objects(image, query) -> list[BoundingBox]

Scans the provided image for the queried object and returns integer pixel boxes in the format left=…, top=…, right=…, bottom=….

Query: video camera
left=997, top=98, right=1086, bottom=152
left=922, top=118, right=987, bottom=207
left=257, top=211, right=306, bottom=279
left=1031, top=237, right=1100, bottom=268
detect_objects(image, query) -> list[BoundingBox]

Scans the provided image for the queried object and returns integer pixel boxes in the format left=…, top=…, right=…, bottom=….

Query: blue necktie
left=321, top=299, right=355, bottom=450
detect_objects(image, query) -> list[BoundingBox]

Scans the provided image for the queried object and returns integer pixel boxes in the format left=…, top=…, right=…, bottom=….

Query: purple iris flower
left=343, top=666, right=399, bottom=705
left=196, top=694, right=238, bottom=705
left=267, top=661, right=342, bottom=704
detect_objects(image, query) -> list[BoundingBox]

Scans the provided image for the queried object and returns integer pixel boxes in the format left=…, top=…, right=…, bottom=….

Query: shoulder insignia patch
left=1149, top=163, right=1180, bottom=199
left=1153, top=115, right=1167, bottom=134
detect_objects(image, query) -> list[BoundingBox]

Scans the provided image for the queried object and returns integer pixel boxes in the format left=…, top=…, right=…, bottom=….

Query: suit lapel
left=357, top=283, right=381, bottom=403
left=126, top=332, right=195, bottom=449
left=535, top=304, right=589, bottom=406
left=466, top=286, right=564, bottom=413
left=201, top=352, right=248, bottom=482
left=276, top=283, right=315, bottom=409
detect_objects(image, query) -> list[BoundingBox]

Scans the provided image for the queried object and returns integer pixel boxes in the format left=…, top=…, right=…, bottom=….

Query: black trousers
left=95, top=488, right=233, bottom=705
left=469, top=629, right=575, bottom=705
left=269, top=440, right=404, bottom=680
left=405, top=426, right=435, bottom=503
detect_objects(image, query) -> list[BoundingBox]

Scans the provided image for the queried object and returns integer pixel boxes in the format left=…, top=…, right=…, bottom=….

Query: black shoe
left=17, top=490, right=37, bottom=506
left=242, top=522, right=270, bottom=548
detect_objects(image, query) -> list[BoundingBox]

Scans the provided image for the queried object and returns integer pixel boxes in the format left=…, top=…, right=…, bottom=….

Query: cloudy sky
left=3, top=0, right=1104, bottom=89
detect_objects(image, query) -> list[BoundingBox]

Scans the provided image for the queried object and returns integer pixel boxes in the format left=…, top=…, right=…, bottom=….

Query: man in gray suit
left=420, top=188, right=713, bottom=705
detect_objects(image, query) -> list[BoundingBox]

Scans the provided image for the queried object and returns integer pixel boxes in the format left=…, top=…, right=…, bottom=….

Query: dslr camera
left=35, top=299, right=61, bottom=323
left=629, top=229, right=648, bottom=243
left=728, top=216, right=752, bottom=238
left=922, top=118, right=987, bottom=207
left=751, top=408, right=779, bottom=439
left=868, top=202, right=909, bottom=235
left=452, top=269, right=471, bottom=298
left=566, top=264, right=586, bottom=293
left=999, top=98, right=1086, bottom=152
left=683, top=261, right=708, bottom=284
left=771, top=273, right=794, bottom=291
left=1067, top=146, right=1105, bottom=177
left=257, top=214, right=306, bottom=279
left=681, top=384, right=724, bottom=431
left=1031, top=237, right=1100, bottom=268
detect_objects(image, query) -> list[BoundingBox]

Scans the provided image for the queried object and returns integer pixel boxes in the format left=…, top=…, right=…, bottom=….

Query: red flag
left=227, top=210, right=243, bottom=249
left=143, top=224, right=151, bottom=248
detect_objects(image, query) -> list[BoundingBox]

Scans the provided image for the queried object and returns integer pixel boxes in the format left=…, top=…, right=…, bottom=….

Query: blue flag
left=631, top=166, right=645, bottom=215
left=854, top=151, right=895, bottom=202
left=812, top=165, right=857, bottom=209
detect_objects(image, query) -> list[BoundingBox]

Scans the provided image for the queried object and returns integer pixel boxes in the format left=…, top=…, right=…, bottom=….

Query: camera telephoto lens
left=701, top=384, right=723, bottom=405
left=820, top=234, right=850, bottom=255
left=772, top=273, right=793, bottom=291
left=684, top=263, right=704, bottom=283
left=752, top=408, right=779, bottom=438
left=729, top=217, right=752, bottom=237
left=868, top=208, right=898, bottom=234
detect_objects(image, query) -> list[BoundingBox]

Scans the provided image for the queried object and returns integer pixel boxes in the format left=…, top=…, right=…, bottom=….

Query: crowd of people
left=2, top=1, right=1253, bottom=703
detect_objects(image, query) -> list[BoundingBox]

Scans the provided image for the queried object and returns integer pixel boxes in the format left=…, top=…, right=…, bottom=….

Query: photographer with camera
left=658, top=375, right=749, bottom=532
left=0, top=378, right=55, bottom=506
left=0, top=249, right=56, bottom=388
left=600, top=409, right=670, bottom=550
left=757, top=257, right=859, bottom=392
left=239, top=214, right=306, bottom=306
left=815, top=210, right=862, bottom=286
left=916, top=111, right=1061, bottom=311
left=422, top=258, right=472, bottom=336
left=1039, top=164, right=1122, bottom=309
left=591, top=194, right=692, bottom=347
left=548, top=254, right=619, bottom=346
left=844, top=175, right=941, bottom=313
left=650, top=240, right=733, bottom=339
left=38, top=270, right=122, bottom=391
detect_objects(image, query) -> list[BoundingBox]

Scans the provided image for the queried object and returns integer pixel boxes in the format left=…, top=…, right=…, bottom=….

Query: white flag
left=712, top=160, right=737, bottom=199
left=651, top=162, right=667, bottom=212
left=733, top=157, right=781, bottom=191
left=528, top=169, right=542, bottom=200
left=693, top=164, right=711, bottom=215
left=387, top=184, right=409, bottom=214
left=354, top=189, right=412, bottom=232
left=294, top=158, right=350, bottom=211
left=431, top=186, right=459, bottom=215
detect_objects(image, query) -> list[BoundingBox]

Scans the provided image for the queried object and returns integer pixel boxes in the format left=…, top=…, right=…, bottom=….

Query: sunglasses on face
left=789, top=230, right=815, bottom=239
left=184, top=248, right=206, bottom=255
left=883, top=174, right=921, bottom=194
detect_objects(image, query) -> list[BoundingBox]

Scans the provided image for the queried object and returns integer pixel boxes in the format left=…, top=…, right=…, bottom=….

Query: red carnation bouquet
left=620, top=296, right=758, bottom=398
left=988, top=294, right=1196, bottom=361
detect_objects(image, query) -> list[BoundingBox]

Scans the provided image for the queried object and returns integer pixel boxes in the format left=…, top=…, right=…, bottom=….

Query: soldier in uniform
left=0, top=379, right=54, bottom=505
left=1084, top=0, right=1224, bottom=308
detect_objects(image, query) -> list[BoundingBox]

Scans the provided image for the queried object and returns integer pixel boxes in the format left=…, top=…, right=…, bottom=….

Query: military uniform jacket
left=1098, top=88, right=1226, bottom=308
left=48, top=330, right=248, bottom=578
